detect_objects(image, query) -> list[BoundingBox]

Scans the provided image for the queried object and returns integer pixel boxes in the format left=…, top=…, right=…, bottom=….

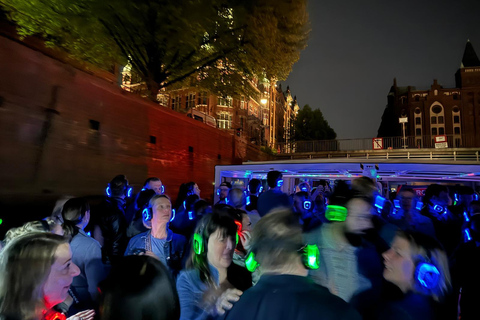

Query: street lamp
left=260, top=98, right=268, bottom=105
left=399, top=116, right=408, bottom=149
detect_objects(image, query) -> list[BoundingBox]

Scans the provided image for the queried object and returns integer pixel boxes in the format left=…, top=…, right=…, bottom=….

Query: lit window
left=186, top=93, right=196, bottom=109
left=172, top=95, right=181, bottom=110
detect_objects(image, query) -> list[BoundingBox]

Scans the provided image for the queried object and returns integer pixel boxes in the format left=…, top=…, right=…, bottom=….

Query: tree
left=293, top=104, right=337, bottom=141
left=0, top=0, right=309, bottom=100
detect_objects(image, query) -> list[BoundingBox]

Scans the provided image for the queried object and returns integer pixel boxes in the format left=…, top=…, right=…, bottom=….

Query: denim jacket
left=125, top=229, right=187, bottom=279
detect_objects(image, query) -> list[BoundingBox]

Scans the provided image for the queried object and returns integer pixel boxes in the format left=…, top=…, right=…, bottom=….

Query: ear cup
left=193, top=232, right=204, bottom=255
left=217, top=189, right=220, bottom=196
left=302, top=244, right=320, bottom=270
left=303, top=200, right=312, bottom=210
left=161, top=185, right=165, bottom=194
left=325, top=205, right=348, bottom=222
left=259, top=186, right=263, bottom=193
left=415, top=262, right=440, bottom=290
left=142, top=207, right=153, bottom=222
left=105, top=186, right=111, bottom=197
left=127, top=186, right=133, bottom=198
left=170, top=209, right=175, bottom=222
left=245, top=252, right=259, bottom=272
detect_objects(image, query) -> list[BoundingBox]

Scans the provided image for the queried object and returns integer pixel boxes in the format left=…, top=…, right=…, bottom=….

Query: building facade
left=377, top=41, right=480, bottom=148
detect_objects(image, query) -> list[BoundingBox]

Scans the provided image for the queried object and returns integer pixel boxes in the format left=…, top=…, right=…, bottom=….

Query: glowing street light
left=260, top=98, right=268, bottom=105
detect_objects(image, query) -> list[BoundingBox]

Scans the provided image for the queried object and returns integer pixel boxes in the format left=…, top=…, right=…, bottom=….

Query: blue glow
left=141, top=188, right=146, bottom=191
left=303, top=200, right=312, bottom=210
left=246, top=196, right=251, bottom=206
left=464, top=229, right=472, bottom=242
left=105, top=186, right=111, bottom=197
left=86, top=231, right=91, bottom=237
left=188, top=211, right=194, bottom=220
left=225, top=198, right=229, bottom=204
left=142, top=208, right=152, bottom=222
left=433, top=205, right=446, bottom=214
left=161, top=185, right=165, bottom=194
left=127, top=186, right=133, bottom=198
left=247, top=185, right=250, bottom=192
left=416, top=263, right=440, bottom=290
left=259, top=186, right=263, bottom=193
left=393, top=199, right=400, bottom=209
left=216, top=189, right=220, bottom=196
left=474, top=193, right=479, bottom=201
left=301, top=187, right=308, bottom=192
left=277, top=179, right=284, bottom=187
left=374, top=195, right=386, bottom=213
left=183, top=201, right=186, bottom=209
left=454, top=193, right=459, bottom=206
left=463, top=211, right=470, bottom=222
left=170, top=209, right=175, bottom=222
left=415, top=201, right=423, bottom=211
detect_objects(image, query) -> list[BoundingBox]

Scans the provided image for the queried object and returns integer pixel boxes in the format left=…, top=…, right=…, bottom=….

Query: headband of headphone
left=325, top=205, right=348, bottom=222
left=245, top=244, right=320, bottom=272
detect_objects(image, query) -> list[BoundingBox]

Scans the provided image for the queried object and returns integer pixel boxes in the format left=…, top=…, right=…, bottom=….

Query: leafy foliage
left=1, top=0, right=309, bottom=99
left=293, top=104, right=337, bottom=141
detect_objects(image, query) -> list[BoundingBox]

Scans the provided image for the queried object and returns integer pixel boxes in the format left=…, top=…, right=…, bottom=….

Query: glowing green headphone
left=245, top=244, right=320, bottom=272
left=325, top=205, right=348, bottom=222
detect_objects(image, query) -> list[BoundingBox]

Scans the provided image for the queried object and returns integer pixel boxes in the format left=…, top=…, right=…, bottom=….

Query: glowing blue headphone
left=246, top=195, right=251, bottom=206
left=247, top=184, right=263, bottom=194
left=277, top=179, right=284, bottom=188
left=415, top=262, right=441, bottom=290
left=303, top=200, right=312, bottom=210
left=454, top=193, right=460, bottom=206
left=106, top=184, right=133, bottom=198
left=188, top=211, right=194, bottom=220
left=141, top=185, right=165, bottom=194
left=374, top=195, right=387, bottom=214
left=474, top=193, right=479, bottom=201
left=393, top=199, right=423, bottom=213
left=431, top=204, right=447, bottom=214
left=142, top=207, right=175, bottom=223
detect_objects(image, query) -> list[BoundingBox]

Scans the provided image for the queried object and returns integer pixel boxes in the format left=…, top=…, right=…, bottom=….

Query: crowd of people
left=0, top=172, right=479, bottom=320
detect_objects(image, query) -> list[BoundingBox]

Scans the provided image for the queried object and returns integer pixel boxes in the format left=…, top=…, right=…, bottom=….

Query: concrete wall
left=0, top=35, right=271, bottom=204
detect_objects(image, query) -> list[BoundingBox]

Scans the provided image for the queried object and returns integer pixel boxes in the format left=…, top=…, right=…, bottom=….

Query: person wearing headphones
left=125, top=194, right=187, bottom=279
left=176, top=211, right=251, bottom=320
left=378, top=231, right=451, bottom=320
left=221, top=209, right=361, bottom=320
left=143, top=177, right=165, bottom=195
left=245, top=179, right=262, bottom=227
left=257, top=170, right=291, bottom=217
left=388, top=188, right=435, bottom=238
left=216, top=182, right=232, bottom=205
left=293, top=191, right=323, bottom=232
left=92, top=175, right=130, bottom=265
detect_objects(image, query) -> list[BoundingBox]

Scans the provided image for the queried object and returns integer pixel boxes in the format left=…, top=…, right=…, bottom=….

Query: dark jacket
left=125, top=229, right=187, bottom=279
left=257, top=189, right=292, bottom=217
left=93, top=197, right=128, bottom=264
left=221, top=275, right=361, bottom=320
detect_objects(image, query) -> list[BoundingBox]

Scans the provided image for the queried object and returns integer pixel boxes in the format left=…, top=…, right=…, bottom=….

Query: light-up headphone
left=193, top=218, right=238, bottom=255
left=142, top=204, right=175, bottom=223
left=245, top=244, right=320, bottom=272
left=247, top=184, right=263, bottom=195
left=415, top=261, right=441, bottom=291
left=325, top=205, right=348, bottom=222
left=431, top=204, right=447, bottom=215
left=303, top=200, right=312, bottom=210
left=277, top=179, right=284, bottom=188
left=106, top=183, right=133, bottom=198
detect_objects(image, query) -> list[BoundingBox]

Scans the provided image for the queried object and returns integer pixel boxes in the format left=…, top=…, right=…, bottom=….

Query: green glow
left=0, top=218, right=2, bottom=225
left=193, top=233, right=204, bottom=255
left=245, top=252, right=259, bottom=272
left=305, top=244, right=320, bottom=269
left=325, top=205, right=348, bottom=222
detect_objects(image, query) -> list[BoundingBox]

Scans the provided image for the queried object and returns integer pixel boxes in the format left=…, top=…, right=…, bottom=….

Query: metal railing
left=276, top=134, right=472, bottom=153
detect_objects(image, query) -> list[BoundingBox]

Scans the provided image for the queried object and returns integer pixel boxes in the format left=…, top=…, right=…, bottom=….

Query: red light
left=234, top=220, right=242, bottom=234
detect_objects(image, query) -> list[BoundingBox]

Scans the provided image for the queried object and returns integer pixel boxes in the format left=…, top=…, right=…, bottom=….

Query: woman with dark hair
left=62, top=198, right=106, bottom=314
left=0, top=232, right=94, bottom=320
left=174, top=182, right=201, bottom=212
left=377, top=231, right=451, bottom=320
left=176, top=211, right=251, bottom=320
left=99, top=255, right=180, bottom=320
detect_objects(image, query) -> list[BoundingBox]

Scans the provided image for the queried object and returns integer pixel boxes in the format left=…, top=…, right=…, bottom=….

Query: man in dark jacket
left=92, top=174, right=129, bottom=265
left=221, top=209, right=361, bottom=320
left=257, top=171, right=291, bottom=217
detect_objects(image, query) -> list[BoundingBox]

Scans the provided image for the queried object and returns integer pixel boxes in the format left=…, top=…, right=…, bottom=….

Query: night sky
left=282, top=0, right=480, bottom=139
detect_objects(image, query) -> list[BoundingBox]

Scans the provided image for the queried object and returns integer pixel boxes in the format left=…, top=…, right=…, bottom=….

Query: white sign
left=435, top=142, right=448, bottom=149
left=399, top=117, right=408, bottom=123
left=372, top=138, right=383, bottom=150
left=435, top=135, right=447, bottom=143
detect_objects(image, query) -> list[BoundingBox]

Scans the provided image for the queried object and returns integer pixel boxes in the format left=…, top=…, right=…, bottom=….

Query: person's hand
left=67, top=309, right=95, bottom=320
left=215, top=288, right=243, bottom=315
left=239, top=231, right=252, bottom=251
